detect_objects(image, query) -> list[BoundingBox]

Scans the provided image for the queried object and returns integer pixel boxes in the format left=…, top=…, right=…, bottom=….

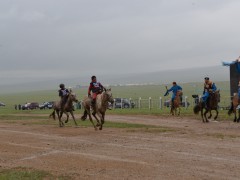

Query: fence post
left=121, top=98, right=123, bottom=109
left=113, top=99, right=116, bottom=109
left=149, top=97, right=152, bottom=110
left=139, top=97, right=141, bottom=109
left=159, top=97, right=162, bottom=109
left=129, top=98, right=132, bottom=108
left=185, top=96, right=188, bottom=109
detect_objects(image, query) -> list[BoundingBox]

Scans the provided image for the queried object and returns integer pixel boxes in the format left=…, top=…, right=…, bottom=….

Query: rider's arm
left=212, top=83, right=217, bottom=91
left=58, top=90, right=63, bottom=97
left=88, top=84, right=93, bottom=96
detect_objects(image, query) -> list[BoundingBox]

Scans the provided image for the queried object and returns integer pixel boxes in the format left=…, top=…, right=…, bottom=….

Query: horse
left=49, top=92, right=78, bottom=127
left=170, top=91, right=182, bottom=116
left=193, top=90, right=220, bottom=123
left=81, top=89, right=114, bottom=130
left=228, top=93, right=240, bottom=122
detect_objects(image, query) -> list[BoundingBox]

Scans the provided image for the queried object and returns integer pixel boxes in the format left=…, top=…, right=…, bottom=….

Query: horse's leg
left=81, top=110, right=88, bottom=121
left=204, top=109, right=209, bottom=123
left=237, top=109, right=240, bottom=123
left=234, top=109, right=237, bottom=122
left=201, top=109, right=204, bottom=123
left=86, top=108, right=97, bottom=130
left=59, top=111, right=65, bottom=127
left=49, top=110, right=55, bottom=120
left=170, top=107, right=174, bottom=115
left=214, top=109, right=218, bottom=120
left=96, top=112, right=103, bottom=130
left=208, top=110, right=212, bottom=119
left=69, top=111, right=78, bottom=126
left=64, top=112, right=70, bottom=123
left=56, top=110, right=62, bottom=127
left=102, top=112, right=105, bottom=124
left=92, top=113, right=101, bottom=127
left=178, top=107, right=180, bottom=116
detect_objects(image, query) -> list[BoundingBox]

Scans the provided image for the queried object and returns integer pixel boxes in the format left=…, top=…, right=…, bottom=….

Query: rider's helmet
left=204, top=77, right=209, bottom=80
left=59, top=83, right=65, bottom=89
left=172, top=82, right=177, bottom=85
left=91, top=75, right=96, bottom=81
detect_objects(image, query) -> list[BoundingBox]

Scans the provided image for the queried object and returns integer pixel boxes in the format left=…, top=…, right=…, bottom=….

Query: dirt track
left=1, top=114, right=240, bottom=179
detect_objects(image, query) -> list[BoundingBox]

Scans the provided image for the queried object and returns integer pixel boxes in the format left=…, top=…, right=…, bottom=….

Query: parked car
left=164, top=99, right=190, bottom=108
left=21, top=102, right=39, bottom=110
left=47, top=101, right=54, bottom=109
left=21, top=103, right=30, bottom=110
left=39, top=101, right=54, bottom=109
left=113, top=98, right=135, bottom=108
left=28, top=102, right=39, bottom=110
left=0, top=102, right=5, bottom=106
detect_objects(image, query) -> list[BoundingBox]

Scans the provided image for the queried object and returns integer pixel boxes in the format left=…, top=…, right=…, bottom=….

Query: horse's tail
left=228, top=102, right=234, bottom=116
left=193, top=104, right=201, bottom=114
left=81, top=110, right=88, bottom=121
left=49, top=110, right=56, bottom=120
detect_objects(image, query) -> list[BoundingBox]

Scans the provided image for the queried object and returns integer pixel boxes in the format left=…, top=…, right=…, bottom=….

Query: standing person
left=236, top=81, right=240, bottom=110
left=201, top=77, right=217, bottom=108
left=88, top=76, right=106, bottom=108
left=58, top=83, right=69, bottom=109
left=164, top=82, right=183, bottom=108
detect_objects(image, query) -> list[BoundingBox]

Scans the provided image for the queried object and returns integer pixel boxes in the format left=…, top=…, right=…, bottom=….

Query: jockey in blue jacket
left=201, top=77, right=217, bottom=107
left=164, top=82, right=182, bottom=108
left=58, top=83, right=69, bottom=109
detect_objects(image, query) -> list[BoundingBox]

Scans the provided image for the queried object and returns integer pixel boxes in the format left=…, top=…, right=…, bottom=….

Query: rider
left=58, top=83, right=69, bottom=109
left=88, top=76, right=106, bottom=108
left=201, top=77, right=217, bottom=108
left=164, top=82, right=183, bottom=108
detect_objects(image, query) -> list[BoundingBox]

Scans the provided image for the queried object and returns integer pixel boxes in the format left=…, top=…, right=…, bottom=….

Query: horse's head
left=68, top=92, right=78, bottom=103
left=103, top=88, right=114, bottom=104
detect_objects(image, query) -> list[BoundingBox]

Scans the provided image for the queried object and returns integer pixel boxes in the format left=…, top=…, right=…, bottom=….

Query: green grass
left=0, top=81, right=233, bottom=121
left=0, top=168, right=54, bottom=180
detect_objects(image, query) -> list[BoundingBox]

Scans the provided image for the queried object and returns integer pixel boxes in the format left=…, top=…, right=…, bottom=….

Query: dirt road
left=1, top=114, right=240, bottom=179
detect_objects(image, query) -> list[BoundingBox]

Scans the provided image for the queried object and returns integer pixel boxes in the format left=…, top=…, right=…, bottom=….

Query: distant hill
left=0, top=65, right=229, bottom=94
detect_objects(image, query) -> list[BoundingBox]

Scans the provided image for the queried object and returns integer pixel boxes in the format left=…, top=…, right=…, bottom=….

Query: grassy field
left=0, top=81, right=233, bottom=120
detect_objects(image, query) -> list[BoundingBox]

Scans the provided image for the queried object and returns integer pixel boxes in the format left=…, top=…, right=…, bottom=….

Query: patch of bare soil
left=1, top=114, right=240, bottom=179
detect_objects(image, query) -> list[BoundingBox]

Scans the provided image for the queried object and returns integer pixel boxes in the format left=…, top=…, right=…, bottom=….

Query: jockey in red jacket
left=88, top=76, right=106, bottom=107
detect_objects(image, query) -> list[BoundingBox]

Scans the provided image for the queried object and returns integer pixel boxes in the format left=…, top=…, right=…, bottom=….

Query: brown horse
left=81, top=89, right=114, bottom=130
left=49, top=92, right=78, bottom=127
left=228, top=93, right=240, bottom=122
left=194, top=90, right=220, bottom=123
left=170, top=91, right=182, bottom=116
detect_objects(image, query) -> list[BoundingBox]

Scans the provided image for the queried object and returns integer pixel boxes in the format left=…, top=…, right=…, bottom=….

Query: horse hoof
left=99, top=127, right=102, bottom=130
left=96, top=123, right=100, bottom=127
left=65, top=120, right=68, bottom=123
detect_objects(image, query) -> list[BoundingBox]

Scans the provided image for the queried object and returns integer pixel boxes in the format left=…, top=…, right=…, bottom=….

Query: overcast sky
left=0, top=0, right=239, bottom=85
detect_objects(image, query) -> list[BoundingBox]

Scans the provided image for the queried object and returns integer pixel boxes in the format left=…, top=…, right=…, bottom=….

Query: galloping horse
left=49, top=92, right=78, bottom=127
left=81, top=89, right=114, bottom=130
left=228, top=93, right=240, bottom=122
left=170, top=91, right=182, bottom=116
left=194, top=90, right=220, bottom=123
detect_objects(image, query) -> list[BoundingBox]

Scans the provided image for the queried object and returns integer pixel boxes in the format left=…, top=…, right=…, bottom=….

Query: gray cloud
left=0, top=0, right=239, bottom=85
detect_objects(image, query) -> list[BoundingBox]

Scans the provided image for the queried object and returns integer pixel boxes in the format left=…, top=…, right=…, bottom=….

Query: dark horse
left=228, top=93, right=240, bottom=122
left=81, top=89, right=114, bottom=130
left=193, top=90, right=220, bottom=123
left=170, top=91, right=182, bottom=116
left=49, top=92, right=78, bottom=127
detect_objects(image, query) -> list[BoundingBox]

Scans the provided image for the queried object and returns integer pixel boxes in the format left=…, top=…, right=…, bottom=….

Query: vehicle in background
left=0, top=102, right=5, bottom=107
left=39, top=102, right=54, bottom=109
left=21, top=102, right=39, bottom=110
left=164, top=99, right=190, bottom=108
left=47, top=101, right=54, bottom=109
left=113, top=98, right=135, bottom=109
